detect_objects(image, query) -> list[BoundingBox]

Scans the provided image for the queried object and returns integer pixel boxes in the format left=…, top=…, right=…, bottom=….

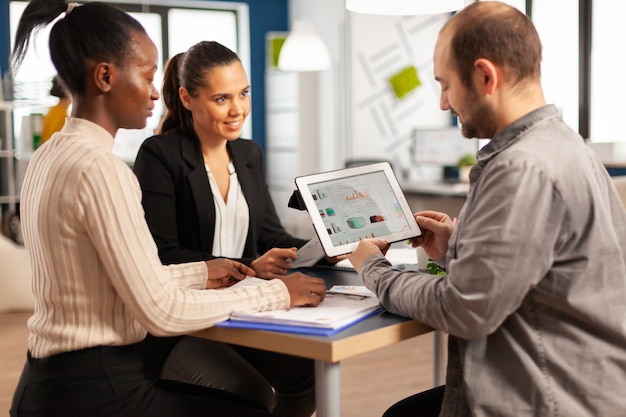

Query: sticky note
left=389, top=65, right=421, bottom=99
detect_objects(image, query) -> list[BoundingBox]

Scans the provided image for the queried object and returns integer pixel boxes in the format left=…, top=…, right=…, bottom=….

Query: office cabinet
left=0, top=101, right=23, bottom=244
left=0, top=101, right=18, bottom=211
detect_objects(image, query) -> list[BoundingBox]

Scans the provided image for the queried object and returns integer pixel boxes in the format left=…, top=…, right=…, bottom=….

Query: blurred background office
left=41, top=75, right=71, bottom=145
left=1, top=1, right=626, bottom=415
left=1, top=0, right=625, bottom=237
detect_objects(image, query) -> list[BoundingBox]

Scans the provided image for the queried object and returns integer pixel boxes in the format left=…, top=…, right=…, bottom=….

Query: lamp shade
left=278, top=20, right=331, bottom=72
left=346, top=0, right=464, bottom=16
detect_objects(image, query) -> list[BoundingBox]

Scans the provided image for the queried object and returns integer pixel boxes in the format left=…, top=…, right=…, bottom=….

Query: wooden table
left=192, top=267, right=438, bottom=417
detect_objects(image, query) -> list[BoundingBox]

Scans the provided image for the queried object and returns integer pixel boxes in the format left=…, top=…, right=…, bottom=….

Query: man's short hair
left=445, top=1, right=542, bottom=89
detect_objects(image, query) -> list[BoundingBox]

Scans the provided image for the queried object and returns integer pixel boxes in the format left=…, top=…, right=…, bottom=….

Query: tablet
left=295, top=162, right=421, bottom=257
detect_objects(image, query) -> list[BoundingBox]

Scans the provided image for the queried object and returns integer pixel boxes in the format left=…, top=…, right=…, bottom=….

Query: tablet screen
left=295, top=163, right=421, bottom=257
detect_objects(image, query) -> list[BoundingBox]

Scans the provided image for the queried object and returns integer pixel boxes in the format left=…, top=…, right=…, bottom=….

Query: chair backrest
left=612, top=176, right=626, bottom=209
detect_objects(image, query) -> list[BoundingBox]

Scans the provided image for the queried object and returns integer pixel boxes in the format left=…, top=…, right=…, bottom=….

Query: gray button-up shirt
left=359, top=105, right=626, bottom=416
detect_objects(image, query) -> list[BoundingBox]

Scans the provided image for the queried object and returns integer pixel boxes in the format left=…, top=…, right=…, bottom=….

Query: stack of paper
left=217, top=278, right=382, bottom=336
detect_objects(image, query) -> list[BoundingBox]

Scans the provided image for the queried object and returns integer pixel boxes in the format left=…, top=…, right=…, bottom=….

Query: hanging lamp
left=278, top=20, right=331, bottom=72
left=346, top=0, right=464, bottom=16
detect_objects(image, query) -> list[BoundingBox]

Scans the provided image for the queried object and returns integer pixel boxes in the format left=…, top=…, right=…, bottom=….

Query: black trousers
left=383, top=385, right=445, bottom=417
left=145, top=335, right=315, bottom=417
left=10, top=343, right=277, bottom=417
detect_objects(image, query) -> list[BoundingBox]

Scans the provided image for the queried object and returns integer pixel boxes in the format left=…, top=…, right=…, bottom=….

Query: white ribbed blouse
left=21, top=118, right=290, bottom=358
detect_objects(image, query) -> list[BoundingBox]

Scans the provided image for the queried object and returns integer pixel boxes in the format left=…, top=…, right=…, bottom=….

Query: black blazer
left=133, top=129, right=306, bottom=266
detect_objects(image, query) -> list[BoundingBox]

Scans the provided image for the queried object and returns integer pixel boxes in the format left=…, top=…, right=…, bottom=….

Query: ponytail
left=159, top=53, right=193, bottom=134
left=12, top=0, right=146, bottom=96
left=12, top=0, right=67, bottom=72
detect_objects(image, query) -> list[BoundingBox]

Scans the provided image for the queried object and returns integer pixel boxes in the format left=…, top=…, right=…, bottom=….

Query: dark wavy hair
left=12, top=0, right=146, bottom=96
left=444, top=2, right=542, bottom=90
left=160, top=41, right=240, bottom=135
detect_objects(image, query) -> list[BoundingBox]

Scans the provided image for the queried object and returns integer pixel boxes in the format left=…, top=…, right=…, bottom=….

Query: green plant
left=457, top=153, right=477, bottom=167
left=426, top=259, right=446, bottom=276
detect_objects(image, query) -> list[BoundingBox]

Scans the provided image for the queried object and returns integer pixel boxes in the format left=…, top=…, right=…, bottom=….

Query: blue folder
left=216, top=307, right=383, bottom=337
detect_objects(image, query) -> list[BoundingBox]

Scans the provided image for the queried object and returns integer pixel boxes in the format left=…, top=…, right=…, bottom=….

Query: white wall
left=286, top=2, right=462, bottom=178
left=288, top=0, right=347, bottom=173
left=346, top=12, right=451, bottom=175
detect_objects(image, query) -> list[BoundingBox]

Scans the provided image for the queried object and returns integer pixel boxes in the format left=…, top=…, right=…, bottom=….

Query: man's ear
left=473, top=58, right=498, bottom=95
left=94, top=63, right=113, bottom=93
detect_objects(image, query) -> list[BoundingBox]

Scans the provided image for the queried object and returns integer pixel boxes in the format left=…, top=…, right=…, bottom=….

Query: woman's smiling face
left=180, top=61, right=250, bottom=143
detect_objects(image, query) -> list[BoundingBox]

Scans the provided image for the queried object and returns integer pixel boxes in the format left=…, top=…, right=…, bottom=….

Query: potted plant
left=457, top=153, right=477, bottom=183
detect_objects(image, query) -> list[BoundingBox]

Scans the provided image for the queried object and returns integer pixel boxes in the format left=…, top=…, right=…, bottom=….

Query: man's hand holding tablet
left=295, top=162, right=421, bottom=257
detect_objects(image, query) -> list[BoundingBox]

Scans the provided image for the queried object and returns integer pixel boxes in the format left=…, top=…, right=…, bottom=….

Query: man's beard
left=458, top=87, right=497, bottom=139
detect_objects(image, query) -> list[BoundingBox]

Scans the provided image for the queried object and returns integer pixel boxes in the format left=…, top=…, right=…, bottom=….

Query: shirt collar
left=468, top=104, right=560, bottom=184
left=477, top=104, right=560, bottom=163
left=61, top=118, right=115, bottom=152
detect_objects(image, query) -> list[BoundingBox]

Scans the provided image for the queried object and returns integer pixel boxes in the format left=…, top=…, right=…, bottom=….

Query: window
left=590, top=1, right=625, bottom=142
left=8, top=0, right=250, bottom=160
left=480, top=0, right=580, bottom=137
left=532, top=0, right=579, bottom=133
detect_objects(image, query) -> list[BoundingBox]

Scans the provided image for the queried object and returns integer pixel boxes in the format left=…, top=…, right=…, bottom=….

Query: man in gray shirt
left=349, top=2, right=626, bottom=416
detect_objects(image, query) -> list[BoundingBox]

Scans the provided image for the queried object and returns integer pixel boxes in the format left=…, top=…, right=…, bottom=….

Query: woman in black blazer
left=134, top=126, right=306, bottom=268
left=134, top=42, right=315, bottom=417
